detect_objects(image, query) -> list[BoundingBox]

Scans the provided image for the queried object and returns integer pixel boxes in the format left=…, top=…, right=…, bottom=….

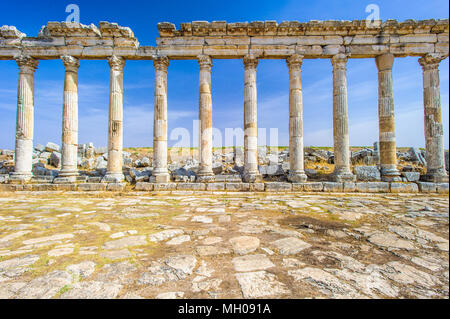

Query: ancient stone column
left=152, top=56, right=170, bottom=183
left=419, top=53, right=448, bottom=182
left=10, top=55, right=39, bottom=183
left=286, top=54, right=307, bottom=183
left=104, top=55, right=125, bottom=182
left=56, top=55, right=80, bottom=183
left=375, top=53, right=401, bottom=181
left=243, top=55, right=262, bottom=182
left=196, top=55, right=214, bottom=182
left=331, top=54, right=355, bottom=182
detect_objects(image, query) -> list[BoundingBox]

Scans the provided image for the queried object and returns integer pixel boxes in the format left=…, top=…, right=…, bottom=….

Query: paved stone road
left=0, top=191, right=448, bottom=299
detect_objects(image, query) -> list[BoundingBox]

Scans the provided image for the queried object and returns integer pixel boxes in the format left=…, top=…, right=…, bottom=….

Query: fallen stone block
left=354, top=166, right=381, bottom=181
left=401, top=171, right=420, bottom=182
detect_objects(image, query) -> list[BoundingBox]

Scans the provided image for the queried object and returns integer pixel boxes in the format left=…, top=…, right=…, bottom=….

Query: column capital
left=331, top=53, right=348, bottom=69
left=153, top=55, right=170, bottom=72
left=419, top=53, right=447, bottom=71
left=15, top=55, right=39, bottom=74
left=61, top=55, right=80, bottom=72
left=375, top=53, right=394, bottom=71
left=286, top=54, right=303, bottom=69
left=198, top=54, right=212, bottom=69
left=243, top=54, right=259, bottom=69
left=108, top=55, right=125, bottom=71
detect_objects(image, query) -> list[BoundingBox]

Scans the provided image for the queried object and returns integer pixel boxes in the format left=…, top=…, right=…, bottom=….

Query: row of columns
left=9, top=53, right=449, bottom=183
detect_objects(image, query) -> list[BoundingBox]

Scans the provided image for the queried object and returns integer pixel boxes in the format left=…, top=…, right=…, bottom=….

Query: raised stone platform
left=0, top=181, right=448, bottom=194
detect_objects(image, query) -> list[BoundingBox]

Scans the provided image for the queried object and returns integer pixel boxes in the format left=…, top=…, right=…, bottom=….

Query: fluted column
left=10, top=55, right=39, bottom=183
left=56, top=55, right=80, bottom=182
left=103, top=55, right=125, bottom=182
left=243, top=55, right=262, bottom=183
left=375, top=53, right=401, bottom=181
left=196, top=55, right=214, bottom=182
left=419, top=53, right=448, bottom=182
left=152, top=56, right=170, bottom=183
left=331, top=54, right=355, bottom=182
left=286, top=54, right=307, bottom=183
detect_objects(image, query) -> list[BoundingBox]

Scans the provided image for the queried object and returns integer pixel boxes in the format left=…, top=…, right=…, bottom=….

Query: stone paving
left=0, top=191, right=448, bottom=299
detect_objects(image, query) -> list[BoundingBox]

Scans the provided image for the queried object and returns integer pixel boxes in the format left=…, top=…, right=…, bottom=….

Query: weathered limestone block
left=226, top=183, right=250, bottom=191
left=390, top=182, right=419, bottom=193
left=417, top=181, right=437, bottom=193
left=323, top=182, right=344, bottom=192
left=265, top=182, right=292, bottom=192
left=355, top=182, right=389, bottom=193
left=176, top=183, right=206, bottom=191
left=135, top=182, right=154, bottom=191
left=153, top=183, right=177, bottom=191
left=206, top=183, right=225, bottom=191
left=436, top=183, right=449, bottom=194
left=77, top=183, right=107, bottom=191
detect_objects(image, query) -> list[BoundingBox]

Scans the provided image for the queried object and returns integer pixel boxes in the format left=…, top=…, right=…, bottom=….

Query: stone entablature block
left=0, top=19, right=448, bottom=60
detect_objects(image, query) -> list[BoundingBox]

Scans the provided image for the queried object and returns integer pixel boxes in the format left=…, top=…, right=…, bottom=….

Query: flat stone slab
left=229, top=236, right=260, bottom=255
left=148, top=229, right=184, bottom=242
left=102, top=235, right=147, bottom=250
left=100, top=249, right=132, bottom=260
left=166, top=235, right=191, bottom=245
left=235, top=271, right=290, bottom=298
left=271, top=237, right=311, bottom=255
left=232, top=254, right=275, bottom=272
left=22, top=234, right=74, bottom=245
left=195, top=245, right=231, bottom=256
left=288, top=267, right=361, bottom=298
left=60, top=281, right=123, bottom=299
left=367, top=232, right=415, bottom=250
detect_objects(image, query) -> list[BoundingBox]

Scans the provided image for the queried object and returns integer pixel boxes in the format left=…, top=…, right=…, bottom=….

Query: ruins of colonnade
left=0, top=19, right=449, bottom=188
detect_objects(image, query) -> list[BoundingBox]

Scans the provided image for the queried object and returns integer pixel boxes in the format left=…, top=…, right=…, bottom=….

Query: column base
left=55, top=170, right=78, bottom=183
left=330, top=171, right=355, bottom=182
left=152, top=173, right=171, bottom=183
left=9, top=172, right=32, bottom=184
left=102, top=172, right=125, bottom=183
left=288, top=172, right=307, bottom=183
left=380, top=165, right=401, bottom=182
left=242, top=172, right=262, bottom=183
left=196, top=174, right=215, bottom=182
left=421, top=173, right=449, bottom=183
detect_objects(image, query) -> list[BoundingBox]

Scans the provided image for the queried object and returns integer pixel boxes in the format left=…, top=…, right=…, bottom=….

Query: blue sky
left=0, top=0, right=448, bottom=149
